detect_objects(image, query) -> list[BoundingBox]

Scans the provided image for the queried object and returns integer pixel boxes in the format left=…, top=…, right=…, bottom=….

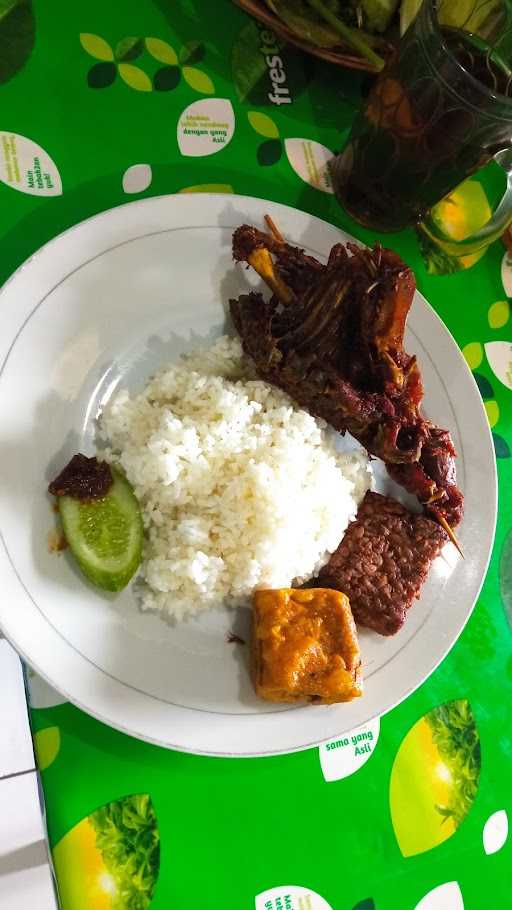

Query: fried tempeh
left=315, top=492, right=448, bottom=636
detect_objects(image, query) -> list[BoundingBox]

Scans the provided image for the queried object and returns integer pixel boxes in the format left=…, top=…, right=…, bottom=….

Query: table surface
left=1, top=2, right=512, bottom=909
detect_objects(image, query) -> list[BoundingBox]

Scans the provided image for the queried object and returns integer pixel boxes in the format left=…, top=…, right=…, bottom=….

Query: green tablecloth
left=2, top=2, right=512, bottom=908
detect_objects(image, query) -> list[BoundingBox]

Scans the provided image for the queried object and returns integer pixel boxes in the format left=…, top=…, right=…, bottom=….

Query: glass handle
left=421, top=149, right=512, bottom=256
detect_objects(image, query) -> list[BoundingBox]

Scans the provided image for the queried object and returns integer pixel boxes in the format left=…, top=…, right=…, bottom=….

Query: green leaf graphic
left=0, top=0, right=35, bottom=86
left=153, top=64, right=181, bottom=91
left=248, top=110, right=279, bottom=139
left=91, top=795, right=159, bottom=907
left=53, top=793, right=160, bottom=910
left=413, top=882, right=464, bottom=909
left=145, top=36, right=177, bottom=64
left=353, top=900, right=376, bottom=910
left=87, top=61, right=117, bottom=89
left=257, top=139, right=282, bottom=166
left=179, top=39, right=205, bottom=65
left=118, top=62, right=152, bottom=92
left=484, top=340, right=512, bottom=391
left=488, top=300, right=510, bottom=329
left=486, top=399, right=499, bottom=428
left=115, top=36, right=144, bottom=61
left=232, top=21, right=273, bottom=103
left=231, top=19, right=310, bottom=105
left=182, top=65, right=214, bottom=94
left=34, top=726, right=60, bottom=771
left=79, top=32, right=113, bottom=61
left=390, top=699, right=480, bottom=856
left=178, top=183, right=234, bottom=193
left=473, top=372, right=494, bottom=400
left=493, top=433, right=511, bottom=458
left=462, top=341, right=483, bottom=370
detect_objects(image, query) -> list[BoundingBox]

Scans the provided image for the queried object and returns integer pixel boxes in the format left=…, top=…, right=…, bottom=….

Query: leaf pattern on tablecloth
left=485, top=400, right=500, bottom=428
left=80, top=33, right=114, bottom=61
left=179, top=40, right=205, bottom=65
left=248, top=111, right=280, bottom=139
left=319, top=719, right=380, bottom=782
left=34, top=726, right=61, bottom=771
left=0, top=131, right=62, bottom=196
left=257, top=138, right=282, bottom=166
left=390, top=700, right=480, bottom=857
left=177, top=98, right=235, bottom=157
left=0, top=0, right=35, bottom=85
left=115, top=37, right=144, bottom=62
left=284, top=138, right=334, bottom=193
left=153, top=65, right=181, bottom=91
left=493, top=433, right=511, bottom=458
left=462, top=343, right=509, bottom=450
left=122, top=163, right=152, bottom=193
left=485, top=341, right=512, bottom=391
left=488, top=300, right=510, bottom=329
left=413, top=882, right=464, bottom=909
left=182, top=66, right=214, bottom=94
left=145, top=36, right=177, bottom=64
left=87, top=61, right=117, bottom=88
left=255, top=886, right=333, bottom=909
left=178, top=183, right=233, bottom=193
left=118, top=63, right=152, bottom=92
left=53, top=794, right=160, bottom=910
left=462, top=341, right=483, bottom=370
left=80, top=32, right=213, bottom=95
left=473, top=372, right=494, bottom=399
left=501, top=251, right=512, bottom=296
left=483, top=810, right=509, bottom=855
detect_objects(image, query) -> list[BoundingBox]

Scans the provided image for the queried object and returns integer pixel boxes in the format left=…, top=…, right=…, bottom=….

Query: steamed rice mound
left=100, top=336, right=372, bottom=620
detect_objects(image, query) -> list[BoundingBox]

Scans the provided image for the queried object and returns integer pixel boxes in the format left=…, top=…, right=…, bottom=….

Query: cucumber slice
left=59, top=468, right=143, bottom=592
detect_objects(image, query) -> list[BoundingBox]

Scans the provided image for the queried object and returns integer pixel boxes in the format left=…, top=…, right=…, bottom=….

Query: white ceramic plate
left=0, top=194, right=496, bottom=756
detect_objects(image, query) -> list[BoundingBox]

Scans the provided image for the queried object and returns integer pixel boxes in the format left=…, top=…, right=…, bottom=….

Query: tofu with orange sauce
left=251, top=588, right=362, bottom=704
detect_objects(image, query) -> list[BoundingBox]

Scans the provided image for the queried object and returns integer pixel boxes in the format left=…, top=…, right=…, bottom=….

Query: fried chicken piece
left=252, top=588, right=362, bottom=704
left=315, top=492, right=448, bottom=636
left=231, top=224, right=463, bottom=529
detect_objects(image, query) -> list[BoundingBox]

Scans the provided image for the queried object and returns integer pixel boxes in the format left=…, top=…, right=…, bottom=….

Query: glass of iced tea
left=331, top=0, right=512, bottom=251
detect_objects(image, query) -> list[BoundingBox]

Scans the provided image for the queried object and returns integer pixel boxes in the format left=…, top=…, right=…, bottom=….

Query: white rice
left=99, top=336, right=372, bottom=621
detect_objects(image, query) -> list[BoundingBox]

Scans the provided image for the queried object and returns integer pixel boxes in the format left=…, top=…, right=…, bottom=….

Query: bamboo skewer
left=264, top=213, right=284, bottom=244
left=247, top=247, right=294, bottom=306
left=437, top=514, right=465, bottom=558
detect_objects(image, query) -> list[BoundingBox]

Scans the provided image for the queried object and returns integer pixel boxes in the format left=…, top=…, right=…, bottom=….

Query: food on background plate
left=48, top=455, right=143, bottom=592
left=99, top=336, right=372, bottom=620
left=230, top=222, right=464, bottom=539
left=46, top=215, right=461, bottom=709
left=251, top=587, right=362, bottom=703
left=314, top=491, right=448, bottom=635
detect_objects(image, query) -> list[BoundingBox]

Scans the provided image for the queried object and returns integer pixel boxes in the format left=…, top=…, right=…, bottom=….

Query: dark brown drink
left=331, top=6, right=512, bottom=233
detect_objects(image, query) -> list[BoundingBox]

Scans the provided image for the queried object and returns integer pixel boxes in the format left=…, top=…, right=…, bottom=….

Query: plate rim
left=0, top=192, right=498, bottom=756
